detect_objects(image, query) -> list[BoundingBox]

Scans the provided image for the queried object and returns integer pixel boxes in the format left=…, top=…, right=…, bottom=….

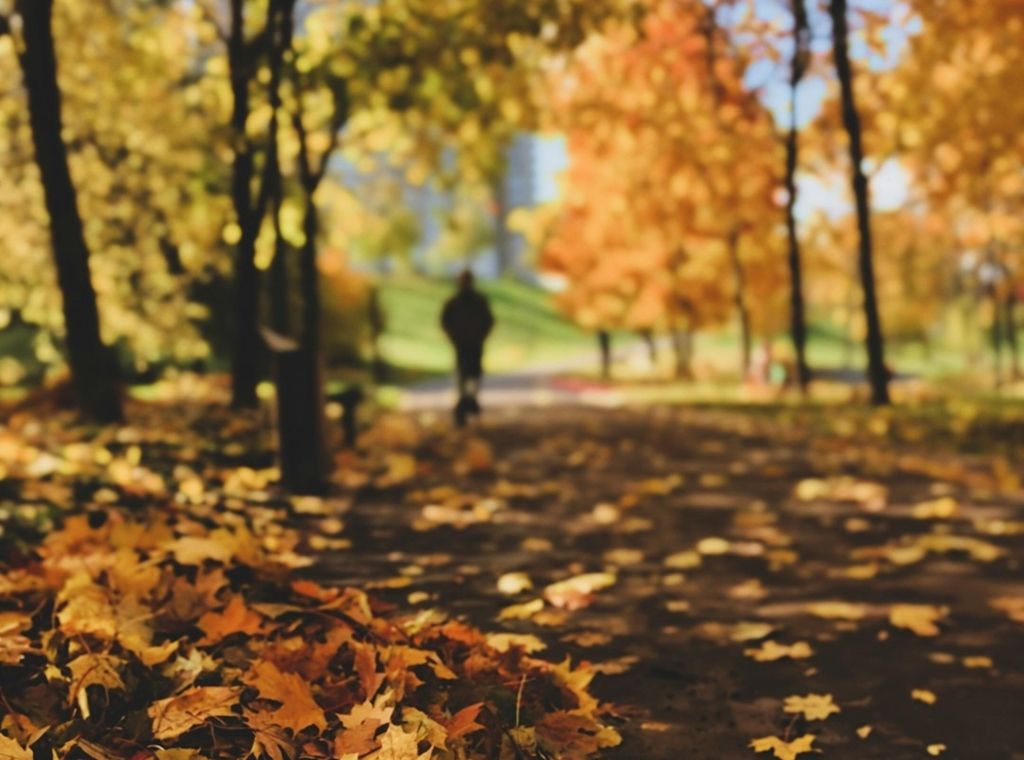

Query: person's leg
left=466, top=345, right=483, bottom=414
left=454, top=349, right=471, bottom=426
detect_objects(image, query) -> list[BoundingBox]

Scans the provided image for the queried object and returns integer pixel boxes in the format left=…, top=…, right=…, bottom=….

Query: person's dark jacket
left=441, top=289, right=494, bottom=348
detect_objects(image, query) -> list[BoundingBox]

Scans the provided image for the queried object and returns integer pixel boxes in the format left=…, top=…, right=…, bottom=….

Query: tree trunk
left=17, top=0, right=122, bottom=422
left=726, top=230, right=752, bottom=376
left=830, top=0, right=890, bottom=405
left=671, top=327, right=694, bottom=380
left=992, top=290, right=1005, bottom=387
left=266, top=1, right=292, bottom=335
left=493, top=174, right=513, bottom=276
left=785, top=0, right=812, bottom=393
left=228, top=0, right=262, bottom=409
left=1006, top=290, right=1020, bottom=380
left=598, top=330, right=612, bottom=380
left=640, top=328, right=658, bottom=365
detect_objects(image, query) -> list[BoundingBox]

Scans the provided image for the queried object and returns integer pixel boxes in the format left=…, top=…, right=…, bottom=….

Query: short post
left=261, top=328, right=329, bottom=494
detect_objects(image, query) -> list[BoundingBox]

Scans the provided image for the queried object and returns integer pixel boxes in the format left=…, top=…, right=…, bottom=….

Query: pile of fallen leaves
left=0, top=401, right=621, bottom=759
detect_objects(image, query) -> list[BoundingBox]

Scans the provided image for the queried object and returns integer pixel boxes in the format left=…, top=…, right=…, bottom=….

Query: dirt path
left=318, top=405, right=1024, bottom=759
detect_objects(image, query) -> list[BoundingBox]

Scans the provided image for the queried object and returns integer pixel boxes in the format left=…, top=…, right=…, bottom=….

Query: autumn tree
left=1, top=1, right=122, bottom=421
left=541, top=1, right=786, bottom=378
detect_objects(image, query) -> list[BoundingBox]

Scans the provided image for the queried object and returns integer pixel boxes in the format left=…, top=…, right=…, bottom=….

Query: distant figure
left=441, top=271, right=494, bottom=426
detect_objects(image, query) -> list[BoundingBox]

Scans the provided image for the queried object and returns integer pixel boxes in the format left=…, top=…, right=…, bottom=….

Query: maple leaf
left=744, top=641, right=814, bottom=662
left=783, top=693, right=840, bottom=721
left=369, top=723, right=430, bottom=760
left=0, top=613, right=35, bottom=665
left=889, top=604, right=947, bottom=636
left=243, top=660, right=326, bottom=734
left=0, top=734, right=32, bottom=760
left=149, top=686, right=241, bottom=740
left=197, top=595, right=263, bottom=644
left=444, top=703, right=486, bottom=740
left=498, top=598, right=545, bottom=621
left=67, top=653, right=126, bottom=719
left=911, top=689, right=937, bottom=704
left=749, top=734, right=816, bottom=760
left=334, top=719, right=383, bottom=757
left=535, top=711, right=622, bottom=759
left=543, top=572, right=617, bottom=610
left=244, top=709, right=295, bottom=760
left=167, top=535, right=235, bottom=566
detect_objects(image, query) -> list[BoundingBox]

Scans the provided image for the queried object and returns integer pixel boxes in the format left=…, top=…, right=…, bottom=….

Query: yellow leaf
left=0, top=733, right=33, bottom=760
left=496, top=572, right=533, bottom=596
left=783, top=694, right=840, bottom=721
left=889, top=605, right=947, bottom=637
left=744, top=641, right=814, bottom=662
left=543, top=573, right=617, bottom=610
left=68, top=653, right=125, bottom=719
left=807, top=601, right=867, bottom=621
left=911, top=689, right=937, bottom=705
left=749, top=734, right=816, bottom=760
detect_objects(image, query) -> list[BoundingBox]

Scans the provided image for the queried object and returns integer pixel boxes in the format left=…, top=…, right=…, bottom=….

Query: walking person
left=441, top=270, right=495, bottom=426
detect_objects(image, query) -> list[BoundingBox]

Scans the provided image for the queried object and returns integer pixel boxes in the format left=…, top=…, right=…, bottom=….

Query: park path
left=319, top=404, right=1024, bottom=758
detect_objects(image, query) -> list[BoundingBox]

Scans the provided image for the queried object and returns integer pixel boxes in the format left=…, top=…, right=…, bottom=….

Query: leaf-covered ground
left=319, top=402, right=1024, bottom=759
left=3, top=395, right=1024, bottom=758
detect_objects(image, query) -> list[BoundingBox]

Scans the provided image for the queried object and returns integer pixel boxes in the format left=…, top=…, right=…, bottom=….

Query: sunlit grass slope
left=376, top=276, right=597, bottom=375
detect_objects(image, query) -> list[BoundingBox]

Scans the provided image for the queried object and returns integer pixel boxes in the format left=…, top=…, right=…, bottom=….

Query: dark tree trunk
left=598, top=330, right=612, bottom=380
left=300, top=201, right=321, bottom=357
left=830, top=0, right=890, bottom=405
left=368, top=286, right=387, bottom=384
left=992, top=290, right=1005, bottom=387
left=17, top=0, right=122, bottom=422
left=265, top=1, right=293, bottom=335
left=671, top=327, right=694, bottom=380
left=640, top=328, right=658, bottom=365
left=228, top=0, right=262, bottom=409
left=726, top=230, right=752, bottom=376
left=785, top=0, right=812, bottom=393
left=493, top=174, right=512, bottom=275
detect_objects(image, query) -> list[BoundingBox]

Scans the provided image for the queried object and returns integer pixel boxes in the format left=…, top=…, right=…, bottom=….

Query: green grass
left=375, top=276, right=598, bottom=375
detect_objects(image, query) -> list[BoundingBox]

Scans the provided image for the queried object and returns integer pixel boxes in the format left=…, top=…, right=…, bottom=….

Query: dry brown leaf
left=149, top=686, right=241, bottom=740
left=197, top=595, right=263, bottom=644
left=243, top=660, right=326, bottom=734
left=0, top=734, right=32, bottom=760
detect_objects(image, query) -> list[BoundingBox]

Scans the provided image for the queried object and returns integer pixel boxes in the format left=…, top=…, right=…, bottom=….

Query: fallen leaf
left=912, top=689, right=937, bottom=705
left=67, top=653, right=125, bottom=719
left=749, top=734, right=816, bottom=760
left=149, top=686, right=241, bottom=740
left=744, top=641, right=814, bottom=662
left=244, top=659, right=326, bottom=734
left=0, top=734, right=32, bottom=760
left=444, top=703, right=485, bottom=740
left=496, top=572, right=533, bottom=595
left=783, top=694, right=840, bottom=721
left=543, top=573, right=617, bottom=610
left=890, top=605, right=947, bottom=637
left=197, top=595, right=263, bottom=644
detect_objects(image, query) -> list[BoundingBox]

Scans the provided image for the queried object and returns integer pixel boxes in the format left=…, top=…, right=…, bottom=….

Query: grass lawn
left=375, top=275, right=600, bottom=376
